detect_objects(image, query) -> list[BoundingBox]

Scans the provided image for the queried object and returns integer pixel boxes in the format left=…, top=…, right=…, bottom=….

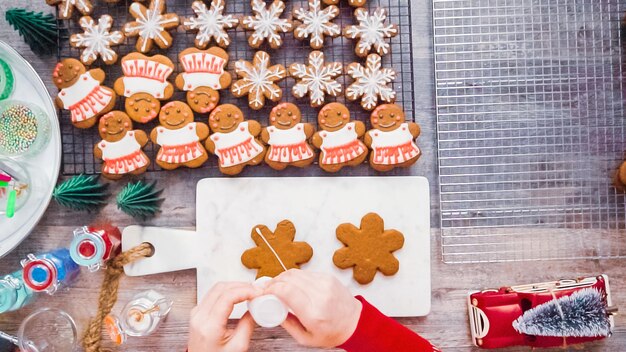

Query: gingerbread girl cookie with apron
left=205, top=104, right=266, bottom=176
left=94, top=111, right=150, bottom=180
left=150, top=101, right=210, bottom=170
left=311, top=102, right=368, bottom=173
left=261, top=103, right=315, bottom=170
left=364, top=104, right=421, bottom=172
left=53, top=58, right=116, bottom=129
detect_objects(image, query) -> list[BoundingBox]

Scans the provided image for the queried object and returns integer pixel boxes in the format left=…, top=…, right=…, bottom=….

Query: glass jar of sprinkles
left=0, top=100, right=50, bottom=157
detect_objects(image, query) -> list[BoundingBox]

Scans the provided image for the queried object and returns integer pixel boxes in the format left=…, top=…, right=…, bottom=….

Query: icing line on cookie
left=255, top=227, right=288, bottom=272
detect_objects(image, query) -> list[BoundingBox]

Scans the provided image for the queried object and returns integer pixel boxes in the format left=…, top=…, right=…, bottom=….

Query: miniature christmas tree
left=117, top=181, right=163, bottom=219
left=513, top=288, right=611, bottom=337
left=5, top=8, right=59, bottom=56
left=52, top=174, right=109, bottom=212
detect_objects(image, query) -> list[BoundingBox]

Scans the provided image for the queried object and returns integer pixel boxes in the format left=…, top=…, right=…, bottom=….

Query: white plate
left=0, top=40, right=61, bottom=256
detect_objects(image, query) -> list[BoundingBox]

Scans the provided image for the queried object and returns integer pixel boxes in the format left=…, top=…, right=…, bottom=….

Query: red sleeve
left=338, top=296, right=439, bottom=352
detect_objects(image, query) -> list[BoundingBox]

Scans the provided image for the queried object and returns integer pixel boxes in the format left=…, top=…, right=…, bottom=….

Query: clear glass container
left=17, top=308, right=78, bottom=352
left=0, top=157, right=30, bottom=218
left=0, top=270, right=34, bottom=313
left=0, top=100, right=51, bottom=157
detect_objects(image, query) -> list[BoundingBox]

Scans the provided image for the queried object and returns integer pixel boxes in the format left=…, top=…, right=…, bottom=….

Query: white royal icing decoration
left=321, top=122, right=358, bottom=149
left=123, top=77, right=170, bottom=98
left=184, top=0, right=239, bottom=47
left=211, top=121, right=264, bottom=167
left=59, top=72, right=100, bottom=108
left=180, top=52, right=226, bottom=90
left=232, top=51, right=286, bottom=109
left=242, top=0, right=293, bottom=48
left=267, top=123, right=314, bottom=163
left=368, top=123, right=420, bottom=165
left=294, top=0, right=340, bottom=49
left=156, top=123, right=198, bottom=147
left=59, top=72, right=113, bottom=122
left=320, top=122, right=366, bottom=164
left=101, top=133, right=141, bottom=161
left=70, top=15, right=124, bottom=64
left=121, top=58, right=173, bottom=97
left=344, top=8, right=398, bottom=56
left=124, top=0, right=179, bottom=52
left=58, top=0, right=92, bottom=19
left=290, top=51, right=342, bottom=107
left=346, top=54, right=397, bottom=110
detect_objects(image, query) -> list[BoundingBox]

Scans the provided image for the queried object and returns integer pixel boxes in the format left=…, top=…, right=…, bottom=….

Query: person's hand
left=188, top=282, right=263, bottom=352
left=264, top=269, right=362, bottom=348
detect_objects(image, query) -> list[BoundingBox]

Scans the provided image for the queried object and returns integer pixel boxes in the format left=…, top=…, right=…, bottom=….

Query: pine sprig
left=52, top=174, right=109, bottom=212
left=116, top=181, right=163, bottom=219
left=6, top=8, right=59, bottom=56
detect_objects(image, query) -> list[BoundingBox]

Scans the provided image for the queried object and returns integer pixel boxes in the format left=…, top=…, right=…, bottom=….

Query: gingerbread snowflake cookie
left=175, top=47, right=231, bottom=113
left=261, top=103, right=315, bottom=170
left=322, top=0, right=366, bottom=7
left=231, top=51, right=286, bottom=110
left=114, top=53, right=175, bottom=123
left=333, top=213, right=404, bottom=285
left=205, top=104, right=267, bottom=175
left=242, top=220, right=313, bottom=279
left=346, top=54, right=397, bottom=111
left=46, top=0, right=93, bottom=20
left=311, top=103, right=367, bottom=173
left=124, top=0, right=180, bottom=53
left=290, top=51, right=342, bottom=108
left=365, top=104, right=421, bottom=172
left=183, top=0, right=239, bottom=48
left=293, top=0, right=340, bottom=49
left=344, top=8, right=398, bottom=57
left=53, top=58, right=116, bottom=129
left=70, top=15, right=124, bottom=65
left=242, top=0, right=293, bottom=49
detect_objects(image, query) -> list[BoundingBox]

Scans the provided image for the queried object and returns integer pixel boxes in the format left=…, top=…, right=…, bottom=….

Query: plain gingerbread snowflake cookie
left=343, top=7, right=398, bottom=58
left=231, top=51, right=287, bottom=110
left=123, top=0, right=180, bottom=53
left=346, top=53, right=397, bottom=110
left=183, top=0, right=239, bottom=48
left=293, top=0, right=341, bottom=49
left=242, top=0, right=293, bottom=49
left=70, top=15, right=125, bottom=65
left=289, top=51, right=342, bottom=108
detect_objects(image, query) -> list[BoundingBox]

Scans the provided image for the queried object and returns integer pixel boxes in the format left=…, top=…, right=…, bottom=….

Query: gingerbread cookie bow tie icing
left=53, top=58, right=116, bottom=129
left=183, top=0, right=239, bottom=48
left=293, top=0, right=341, bottom=49
left=333, top=213, right=404, bottom=285
left=242, top=0, right=293, bottom=49
left=231, top=51, right=286, bottom=110
left=261, top=103, right=316, bottom=170
left=94, top=111, right=150, bottom=180
left=289, top=51, right=342, bottom=108
left=70, top=15, right=125, bottom=65
left=343, top=7, right=398, bottom=58
left=114, top=53, right=175, bottom=123
left=46, top=0, right=93, bottom=20
left=346, top=53, right=397, bottom=111
left=175, top=47, right=231, bottom=114
left=365, top=104, right=421, bottom=172
left=124, top=0, right=180, bottom=53
left=241, top=220, right=313, bottom=279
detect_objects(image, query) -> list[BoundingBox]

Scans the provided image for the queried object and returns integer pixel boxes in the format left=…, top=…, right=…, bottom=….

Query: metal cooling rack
left=56, top=0, right=415, bottom=176
left=434, top=0, right=626, bottom=263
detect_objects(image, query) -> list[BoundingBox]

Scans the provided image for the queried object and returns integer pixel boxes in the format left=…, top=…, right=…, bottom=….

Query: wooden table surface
left=0, top=1, right=624, bottom=351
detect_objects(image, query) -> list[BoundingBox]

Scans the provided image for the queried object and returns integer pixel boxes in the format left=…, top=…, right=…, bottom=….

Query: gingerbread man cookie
left=183, top=0, right=239, bottom=48
left=114, top=53, right=175, bottom=123
left=333, top=212, right=404, bottom=285
left=614, top=161, right=626, bottom=192
left=322, top=0, right=366, bottom=7
left=53, top=58, right=116, bottom=129
left=205, top=104, right=267, bottom=175
left=231, top=51, right=286, bottom=110
left=150, top=101, right=209, bottom=170
left=365, top=104, right=421, bottom=172
left=70, top=15, right=125, bottom=65
left=123, top=0, right=180, bottom=53
left=175, top=47, right=231, bottom=114
left=293, top=0, right=340, bottom=49
left=46, top=0, right=93, bottom=20
left=242, top=0, right=293, bottom=49
left=343, top=8, right=398, bottom=58
left=261, top=103, right=315, bottom=170
left=289, top=51, right=342, bottom=108
left=94, top=111, right=150, bottom=180
left=311, top=103, right=367, bottom=173
left=242, top=220, right=313, bottom=279
left=346, top=54, right=397, bottom=111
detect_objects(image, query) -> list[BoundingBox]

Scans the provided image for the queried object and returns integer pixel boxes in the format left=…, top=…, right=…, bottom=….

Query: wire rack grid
left=433, top=0, right=626, bottom=263
left=56, top=0, right=416, bottom=176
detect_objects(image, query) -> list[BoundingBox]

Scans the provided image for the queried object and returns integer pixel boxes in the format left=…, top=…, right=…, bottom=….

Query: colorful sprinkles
left=0, top=103, right=39, bottom=155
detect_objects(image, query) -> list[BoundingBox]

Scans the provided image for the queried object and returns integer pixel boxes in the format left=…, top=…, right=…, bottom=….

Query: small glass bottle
left=105, top=290, right=173, bottom=345
left=69, top=225, right=122, bottom=271
left=21, top=248, right=80, bottom=294
left=0, top=270, right=34, bottom=313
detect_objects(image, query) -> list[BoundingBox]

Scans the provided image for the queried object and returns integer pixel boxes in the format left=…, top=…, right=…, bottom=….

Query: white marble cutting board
left=123, top=176, right=431, bottom=318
